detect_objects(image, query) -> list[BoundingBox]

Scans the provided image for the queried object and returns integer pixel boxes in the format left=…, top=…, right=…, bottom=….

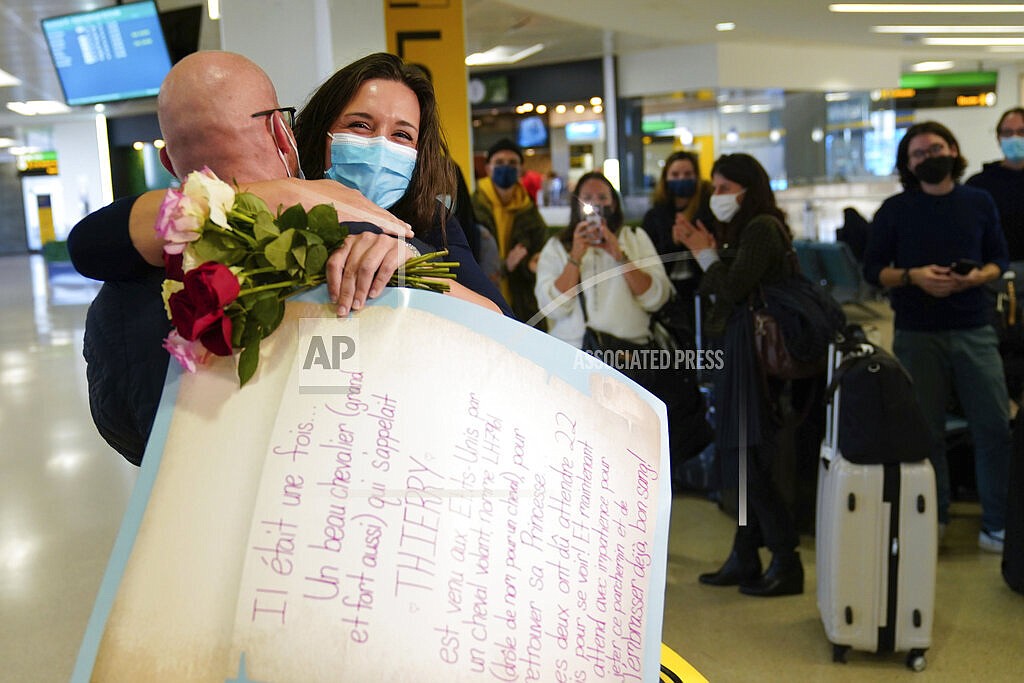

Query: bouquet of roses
left=158, top=168, right=457, bottom=386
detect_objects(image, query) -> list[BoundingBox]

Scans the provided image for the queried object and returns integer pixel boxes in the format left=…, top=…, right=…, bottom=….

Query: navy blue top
left=863, top=184, right=1009, bottom=332
left=966, top=161, right=1024, bottom=262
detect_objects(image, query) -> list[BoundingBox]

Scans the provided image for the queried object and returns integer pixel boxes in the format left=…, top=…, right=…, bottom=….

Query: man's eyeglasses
left=251, top=107, right=296, bottom=128
left=908, top=143, right=948, bottom=162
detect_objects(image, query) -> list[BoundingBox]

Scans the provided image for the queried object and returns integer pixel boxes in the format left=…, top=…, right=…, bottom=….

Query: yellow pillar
left=383, top=0, right=472, bottom=181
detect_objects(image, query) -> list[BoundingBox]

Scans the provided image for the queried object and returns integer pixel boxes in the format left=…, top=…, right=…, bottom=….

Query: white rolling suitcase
left=816, top=342, right=937, bottom=672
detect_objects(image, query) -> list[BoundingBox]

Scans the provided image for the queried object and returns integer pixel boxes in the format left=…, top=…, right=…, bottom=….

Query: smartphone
left=583, top=204, right=604, bottom=244
left=950, top=259, right=981, bottom=275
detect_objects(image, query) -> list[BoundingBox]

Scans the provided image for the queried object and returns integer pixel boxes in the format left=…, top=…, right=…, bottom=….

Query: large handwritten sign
left=74, top=288, right=670, bottom=682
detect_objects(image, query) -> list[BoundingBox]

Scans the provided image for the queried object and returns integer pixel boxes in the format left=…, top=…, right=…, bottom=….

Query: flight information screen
left=41, top=1, right=172, bottom=106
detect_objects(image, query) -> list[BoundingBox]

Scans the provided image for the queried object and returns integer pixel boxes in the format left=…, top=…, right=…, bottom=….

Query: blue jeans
left=894, top=326, right=1010, bottom=531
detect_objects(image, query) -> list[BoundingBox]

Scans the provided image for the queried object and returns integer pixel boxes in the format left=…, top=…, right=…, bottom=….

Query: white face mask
left=710, top=192, right=741, bottom=222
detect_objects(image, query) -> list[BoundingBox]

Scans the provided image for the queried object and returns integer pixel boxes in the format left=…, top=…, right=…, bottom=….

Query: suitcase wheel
left=906, top=649, right=927, bottom=672
left=832, top=644, right=849, bottom=664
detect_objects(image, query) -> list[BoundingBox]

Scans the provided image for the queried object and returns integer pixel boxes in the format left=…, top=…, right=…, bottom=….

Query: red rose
left=183, top=262, right=240, bottom=310
left=198, top=313, right=234, bottom=356
left=164, top=252, right=184, bottom=281
left=168, top=262, right=240, bottom=346
left=168, top=292, right=223, bottom=341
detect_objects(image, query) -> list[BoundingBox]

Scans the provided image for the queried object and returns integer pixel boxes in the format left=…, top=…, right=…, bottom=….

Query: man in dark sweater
left=864, top=121, right=1011, bottom=554
left=967, top=107, right=1024, bottom=268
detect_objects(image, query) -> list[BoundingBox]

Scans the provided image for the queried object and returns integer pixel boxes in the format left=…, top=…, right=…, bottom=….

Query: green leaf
left=253, top=211, right=280, bottom=242
left=234, top=192, right=270, bottom=217
left=263, top=299, right=286, bottom=338
left=277, top=204, right=308, bottom=232
left=192, top=231, right=246, bottom=266
left=249, top=292, right=282, bottom=328
left=305, top=243, right=328, bottom=275
left=237, top=335, right=261, bottom=386
left=307, top=204, right=346, bottom=248
left=265, top=229, right=296, bottom=270
left=229, top=309, right=246, bottom=347
left=291, top=244, right=307, bottom=272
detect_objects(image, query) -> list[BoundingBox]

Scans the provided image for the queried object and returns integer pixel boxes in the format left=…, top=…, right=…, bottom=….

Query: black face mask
left=913, top=155, right=955, bottom=184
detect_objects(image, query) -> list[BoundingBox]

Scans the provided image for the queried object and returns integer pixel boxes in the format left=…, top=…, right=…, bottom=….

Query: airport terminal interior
left=1, top=263, right=1020, bottom=680
left=2, top=0, right=1024, bottom=681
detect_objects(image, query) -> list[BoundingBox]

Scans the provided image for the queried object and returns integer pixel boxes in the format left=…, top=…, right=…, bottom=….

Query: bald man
left=75, top=51, right=410, bottom=273
left=71, top=51, right=503, bottom=463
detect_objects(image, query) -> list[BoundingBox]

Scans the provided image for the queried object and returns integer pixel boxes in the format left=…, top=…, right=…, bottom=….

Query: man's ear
left=271, top=113, right=292, bottom=154
left=270, top=112, right=300, bottom=174
left=159, top=147, right=176, bottom=176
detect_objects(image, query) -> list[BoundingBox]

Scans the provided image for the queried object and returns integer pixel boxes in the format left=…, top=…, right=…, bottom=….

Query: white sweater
left=534, top=226, right=671, bottom=348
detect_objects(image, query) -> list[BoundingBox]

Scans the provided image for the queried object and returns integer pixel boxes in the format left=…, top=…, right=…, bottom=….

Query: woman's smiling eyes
left=343, top=118, right=415, bottom=143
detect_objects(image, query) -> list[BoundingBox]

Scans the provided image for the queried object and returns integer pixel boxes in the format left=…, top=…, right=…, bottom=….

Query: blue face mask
left=1001, top=136, right=1024, bottom=163
left=666, top=178, right=697, bottom=198
left=491, top=164, right=519, bottom=189
left=324, top=133, right=417, bottom=209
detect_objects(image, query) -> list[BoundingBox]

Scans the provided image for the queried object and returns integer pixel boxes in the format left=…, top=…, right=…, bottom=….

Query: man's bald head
left=158, top=51, right=294, bottom=182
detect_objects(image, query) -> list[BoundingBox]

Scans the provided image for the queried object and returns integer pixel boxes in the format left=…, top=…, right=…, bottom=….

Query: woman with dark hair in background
left=292, top=52, right=508, bottom=317
left=678, top=153, right=805, bottom=597
left=641, top=150, right=714, bottom=305
left=536, top=171, right=669, bottom=348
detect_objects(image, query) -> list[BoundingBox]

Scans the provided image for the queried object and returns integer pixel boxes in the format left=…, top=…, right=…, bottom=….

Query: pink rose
left=156, top=187, right=203, bottom=255
left=162, top=330, right=211, bottom=373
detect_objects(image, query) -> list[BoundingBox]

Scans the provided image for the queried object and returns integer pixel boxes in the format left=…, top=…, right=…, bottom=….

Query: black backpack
left=826, top=342, right=931, bottom=465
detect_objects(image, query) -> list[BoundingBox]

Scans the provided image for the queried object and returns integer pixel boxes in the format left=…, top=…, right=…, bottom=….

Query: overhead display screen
left=41, top=1, right=173, bottom=106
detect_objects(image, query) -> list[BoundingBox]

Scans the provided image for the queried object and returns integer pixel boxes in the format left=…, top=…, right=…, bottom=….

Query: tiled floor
left=1, top=254, right=1021, bottom=682
left=0, top=255, right=137, bottom=683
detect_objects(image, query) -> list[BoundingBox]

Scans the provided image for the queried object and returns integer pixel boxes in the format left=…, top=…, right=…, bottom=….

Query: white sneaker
left=979, top=528, right=1005, bottom=554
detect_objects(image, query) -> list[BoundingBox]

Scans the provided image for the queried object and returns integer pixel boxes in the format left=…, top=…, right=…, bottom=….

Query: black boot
left=699, top=530, right=762, bottom=586
left=739, top=550, right=804, bottom=597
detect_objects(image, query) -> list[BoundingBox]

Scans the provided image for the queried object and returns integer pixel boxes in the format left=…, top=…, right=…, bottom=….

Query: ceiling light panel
left=832, top=3, right=1024, bottom=12
left=873, top=24, right=1024, bottom=32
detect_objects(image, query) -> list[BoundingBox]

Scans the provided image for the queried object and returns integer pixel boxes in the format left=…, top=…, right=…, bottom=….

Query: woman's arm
left=620, top=227, right=671, bottom=311
left=421, top=215, right=513, bottom=317
left=701, top=216, right=786, bottom=308
left=75, top=179, right=416, bottom=280
left=534, top=237, right=580, bottom=322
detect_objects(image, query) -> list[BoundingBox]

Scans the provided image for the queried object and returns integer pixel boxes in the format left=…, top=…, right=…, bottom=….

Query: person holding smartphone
left=535, top=172, right=714, bottom=467
left=863, top=121, right=1011, bottom=555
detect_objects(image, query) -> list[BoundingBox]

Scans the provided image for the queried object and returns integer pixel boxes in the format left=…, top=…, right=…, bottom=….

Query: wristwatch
left=901, top=268, right=912, bottom=287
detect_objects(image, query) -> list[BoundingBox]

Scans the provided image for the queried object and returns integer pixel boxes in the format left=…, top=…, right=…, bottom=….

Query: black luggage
left=817, top=341, right=937, bottom=671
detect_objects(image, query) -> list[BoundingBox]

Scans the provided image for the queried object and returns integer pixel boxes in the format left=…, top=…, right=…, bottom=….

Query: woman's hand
left=506, top=242, right=528, bottom=271
left=593, top=221, right=626, bottom=261
left=569, top=220, right=593, bottom=263
left=676, top=216, right=716, bottom=252
left=326, top=232, right=408, bottom=316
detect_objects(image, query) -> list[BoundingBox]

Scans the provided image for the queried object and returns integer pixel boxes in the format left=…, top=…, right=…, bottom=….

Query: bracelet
left=567, top=256, right=581, bottom=268
left=405, top=240, right=421, bottom=258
